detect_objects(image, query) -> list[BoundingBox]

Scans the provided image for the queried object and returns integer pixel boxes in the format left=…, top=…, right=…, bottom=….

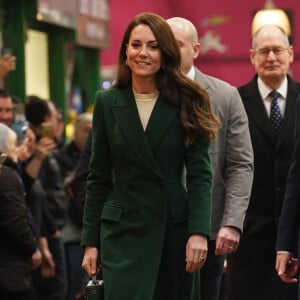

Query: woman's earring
left=161, top=62, right=166, bottom=70
left=125, top=59, right=129, bottom=65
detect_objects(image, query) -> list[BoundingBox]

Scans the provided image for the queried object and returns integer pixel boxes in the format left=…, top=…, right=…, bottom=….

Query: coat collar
left=111, top=87, right=179, bottom=180
left=194, top=68, right=210, bottom=90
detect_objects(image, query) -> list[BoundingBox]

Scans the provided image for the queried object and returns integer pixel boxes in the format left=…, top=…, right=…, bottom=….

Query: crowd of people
left=0, top=88, right=92, bottom=300
left=1, top=10, right=300, bottom=300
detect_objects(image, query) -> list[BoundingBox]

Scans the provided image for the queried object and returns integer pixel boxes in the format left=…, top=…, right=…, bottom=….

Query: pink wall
left=101, top=0, right=300, bottom=87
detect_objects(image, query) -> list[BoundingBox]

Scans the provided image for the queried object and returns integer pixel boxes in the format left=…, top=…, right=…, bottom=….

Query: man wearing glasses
left=226, top=24, right=300, bottom=300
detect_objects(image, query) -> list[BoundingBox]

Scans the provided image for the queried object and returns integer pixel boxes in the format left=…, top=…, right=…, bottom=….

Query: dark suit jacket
left=81, top=86, right=212, bottom=299
left=240, top=75, right=300, bottom=235
left=226, top=75, right=300, bottom=299
left=276, top=94, right=300, bottom=253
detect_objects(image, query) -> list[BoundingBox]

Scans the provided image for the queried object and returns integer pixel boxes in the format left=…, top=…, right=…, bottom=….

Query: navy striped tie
left=269, top=90, right=282, bottom=135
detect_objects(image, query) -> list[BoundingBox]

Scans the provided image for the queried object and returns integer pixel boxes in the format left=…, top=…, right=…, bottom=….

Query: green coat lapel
left=111, top=87, right=164, bottom=180
left=145, top=95, right=180, bottom=152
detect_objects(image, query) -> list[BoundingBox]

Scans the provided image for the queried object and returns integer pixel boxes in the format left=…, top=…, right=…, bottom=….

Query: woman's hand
left=185, top=234, right=208, bottom=273
left=82, top=246, right=99, bottom=277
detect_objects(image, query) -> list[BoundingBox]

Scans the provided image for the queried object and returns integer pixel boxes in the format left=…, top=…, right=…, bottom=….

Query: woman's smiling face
left=126, top=24, right=162, bottom=83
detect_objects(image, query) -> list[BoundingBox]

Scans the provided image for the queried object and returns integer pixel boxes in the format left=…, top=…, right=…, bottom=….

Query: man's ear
left=193, top=43, right=201, bottom=60
left=250, top=49, right=255, bottom=65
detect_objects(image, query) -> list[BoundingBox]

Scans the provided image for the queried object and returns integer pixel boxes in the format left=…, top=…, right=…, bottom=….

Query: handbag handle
left=92, top=274, right=97, bottom=284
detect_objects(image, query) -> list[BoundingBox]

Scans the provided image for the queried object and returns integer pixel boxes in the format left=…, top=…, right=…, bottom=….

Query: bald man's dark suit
left=226, top=75, right=300, bottom=300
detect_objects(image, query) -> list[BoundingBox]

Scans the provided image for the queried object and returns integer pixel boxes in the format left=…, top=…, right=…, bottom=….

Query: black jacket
left=53, top=140, right=83, bottom=227
left=70, top=132, right=92, bottom=226
left=0, top=159, right=37, bottom=292
left=39, top=153, right=69, bottom=230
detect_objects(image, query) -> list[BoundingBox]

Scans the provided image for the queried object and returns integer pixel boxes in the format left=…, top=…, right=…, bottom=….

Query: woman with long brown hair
left=81, top=12, right=219, bottom=299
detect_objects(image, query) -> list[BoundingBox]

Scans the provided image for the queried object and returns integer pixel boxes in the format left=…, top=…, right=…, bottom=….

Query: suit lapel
left=241, top=78, right=275, bottom=144
left=111, top=87, right=164, bottom=180
left=145, top=95, right=179, bottom=151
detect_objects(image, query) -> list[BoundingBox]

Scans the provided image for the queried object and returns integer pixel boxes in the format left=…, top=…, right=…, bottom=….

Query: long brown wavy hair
left=115, top=12, right=220, bottom=146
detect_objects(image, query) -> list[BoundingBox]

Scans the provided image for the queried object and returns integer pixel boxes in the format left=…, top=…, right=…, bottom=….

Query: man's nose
left=266, top=49, right=277, bottom=59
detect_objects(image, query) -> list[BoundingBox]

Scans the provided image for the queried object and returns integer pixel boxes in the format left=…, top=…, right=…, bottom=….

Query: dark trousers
left=0, top=290, right=31, bottom=300
left=200, top=240, right=225, bottom=300
left=226, top=228, right=297, bottom=300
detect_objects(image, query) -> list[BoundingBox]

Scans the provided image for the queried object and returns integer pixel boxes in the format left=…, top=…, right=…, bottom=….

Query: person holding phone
left=0, top=48, right=16, bottom=80
left=0, top=89, right=14, bottom=127
left=25, top=95, right=68, bottom=300
left=0, top=123, right=42, bottom=300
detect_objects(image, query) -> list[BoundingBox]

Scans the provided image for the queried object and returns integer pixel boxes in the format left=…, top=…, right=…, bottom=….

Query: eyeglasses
left=255, top=47, right=289, bottom=57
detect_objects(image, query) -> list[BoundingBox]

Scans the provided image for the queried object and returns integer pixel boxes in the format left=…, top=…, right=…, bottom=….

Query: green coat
left=81, top=87, right=212, bottom=300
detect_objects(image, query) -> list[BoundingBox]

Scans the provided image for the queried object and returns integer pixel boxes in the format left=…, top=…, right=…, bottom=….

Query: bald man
left=167, top=17, right=253, bottom=300
left=226, top=25, right=300, bottom=299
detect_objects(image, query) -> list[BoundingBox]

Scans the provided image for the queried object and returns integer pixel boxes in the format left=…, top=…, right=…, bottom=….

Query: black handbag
left=86, top=274, right=104, bottom=300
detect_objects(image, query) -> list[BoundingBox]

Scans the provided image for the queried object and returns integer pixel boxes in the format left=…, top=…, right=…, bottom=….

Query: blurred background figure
left=0, top=51, right=16, bottom=81
left=25, top=95, right=68, bottom=300
left=53, top=112, right=92, bottom=300
left=54, top=105, right=65, bottom=149
left=0, top=89, right=14, bottom=126
left=0, top=122, right=41, bottom=300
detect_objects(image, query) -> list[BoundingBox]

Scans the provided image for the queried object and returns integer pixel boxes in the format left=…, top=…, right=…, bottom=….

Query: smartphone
left=0, top=153, right=8, bottom=165
left=41, top=122, right=54, bottom=138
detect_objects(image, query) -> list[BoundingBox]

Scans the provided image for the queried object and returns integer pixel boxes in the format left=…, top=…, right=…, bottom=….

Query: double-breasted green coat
left=81, top=87, right=212, bottom=300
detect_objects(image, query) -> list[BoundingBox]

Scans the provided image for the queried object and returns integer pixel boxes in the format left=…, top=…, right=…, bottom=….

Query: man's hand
left=215, top=226, right=240, bottom=255
left=39, top=237, right=56, bottom=278
left=32, top=249, right=42, bottom=270
left=276, top=252, right=298, bottom=283
left=35, top=137, right=57, bottom=159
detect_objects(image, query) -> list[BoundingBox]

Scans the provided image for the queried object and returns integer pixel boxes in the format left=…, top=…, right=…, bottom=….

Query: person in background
left=226, top=24, right=300, bottom=300
left=0, top=123, right=41, bottom=300
left=0, top=90, right=59, bottom=297
left=25, top=95, right=68, bottom=300
left=166, top=17, right=253, bottom=300
left=0, top=88, right=14, bottom=126
left=81, top=12, right=220, bottom=300
left=18, top=127, right=57, bottom=287
left=54, top=106, right=65, bottom=149
left=70, top=132, right=92, bottom=206
left=53, top=112, right=92, bottom=300
left=0, top=52, right=16, bottom=81
left=275, top=94, right=300, bottom=293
